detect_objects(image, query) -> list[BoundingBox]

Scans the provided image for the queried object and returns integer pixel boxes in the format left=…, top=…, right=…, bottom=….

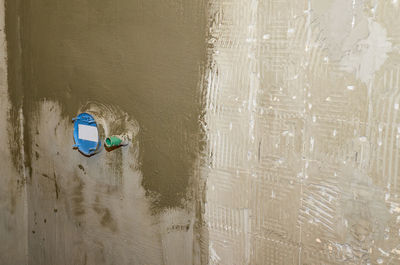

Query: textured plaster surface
left=3, top=0, right=400, bottom=264
left=204, top=0, right=400, bottom=264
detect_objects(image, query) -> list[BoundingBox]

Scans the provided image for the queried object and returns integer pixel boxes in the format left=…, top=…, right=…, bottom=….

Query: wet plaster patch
left=29, top=100, right=164, bottom=264
left=28, top=100, right=200, bottom=264
left=11, top=0, right=208, bottom=212
left=5, top=0, right=209, bottom=262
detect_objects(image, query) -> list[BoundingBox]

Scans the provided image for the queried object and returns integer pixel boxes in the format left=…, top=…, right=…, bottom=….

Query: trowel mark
left=71, top=175, right=86, bottom=216
left=40, top=173, right=60, bottom=200
left=93, top=196, right=118, bottom=233
left=340, top=19, right=392, bottom=85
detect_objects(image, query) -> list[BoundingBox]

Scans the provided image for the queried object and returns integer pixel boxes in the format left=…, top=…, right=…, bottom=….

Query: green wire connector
left=104, top=134, right=130, bottom=148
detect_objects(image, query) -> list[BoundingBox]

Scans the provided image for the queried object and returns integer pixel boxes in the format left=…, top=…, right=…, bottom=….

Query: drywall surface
left=204, top=0, right=400, bottom=264
left=0, top=0, right=27, bottom=264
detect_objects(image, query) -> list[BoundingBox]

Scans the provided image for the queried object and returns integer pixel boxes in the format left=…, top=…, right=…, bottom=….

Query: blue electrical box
left=72, top=113, right=101, bottom=156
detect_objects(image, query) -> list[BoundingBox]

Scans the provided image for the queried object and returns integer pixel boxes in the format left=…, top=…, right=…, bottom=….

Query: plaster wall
left=5, top=0, right=208, bottom=264
left=0, top=0, right=27, bottom=263
left=3, top=0, right=400, bottom=265
left=204, top=0, right=400, bottom=264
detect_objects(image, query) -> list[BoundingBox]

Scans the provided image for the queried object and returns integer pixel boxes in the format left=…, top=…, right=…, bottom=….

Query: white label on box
left=78, top=124, right=98, bottom=142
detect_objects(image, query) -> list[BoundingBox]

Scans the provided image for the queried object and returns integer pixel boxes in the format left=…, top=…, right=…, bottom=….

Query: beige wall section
left=0, top=0, right=28, bottom=264
left=205, top=0, right=400, bottom=264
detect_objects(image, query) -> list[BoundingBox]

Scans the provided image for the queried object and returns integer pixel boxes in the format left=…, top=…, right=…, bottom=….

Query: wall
left=204, top=0, right=400, bottom=264
left=0, top=0, right=27, bottom=264
left=5, top=0, right=208, bottom=264
left=3, top=0, right=400, bottom=265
